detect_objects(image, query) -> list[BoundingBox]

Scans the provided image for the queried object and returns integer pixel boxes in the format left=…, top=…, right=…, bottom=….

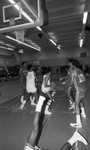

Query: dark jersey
left=20, top=67, right=27, bottom=86
left=75, top=68, right=86, bottom=90
left=65, top=68, right=74, bottom=88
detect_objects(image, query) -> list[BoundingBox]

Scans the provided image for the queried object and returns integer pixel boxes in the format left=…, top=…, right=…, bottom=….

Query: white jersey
left=41, top=74, right=51, bottom=93
left=26, top=71, right=37, bottom=93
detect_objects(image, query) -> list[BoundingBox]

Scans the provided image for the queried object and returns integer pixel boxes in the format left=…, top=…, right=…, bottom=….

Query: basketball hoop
left=9, top=17, right=25, bottom=42
left=15, top=29, right=25, bottom=42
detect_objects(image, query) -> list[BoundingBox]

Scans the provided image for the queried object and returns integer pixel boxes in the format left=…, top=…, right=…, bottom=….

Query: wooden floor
left=0, top=77, right=90, bottom=150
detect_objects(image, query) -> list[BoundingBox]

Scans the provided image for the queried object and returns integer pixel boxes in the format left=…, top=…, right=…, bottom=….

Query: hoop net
left=15, top=30, right=25, bottom=42
left=9, top=18, right=25, bottom=42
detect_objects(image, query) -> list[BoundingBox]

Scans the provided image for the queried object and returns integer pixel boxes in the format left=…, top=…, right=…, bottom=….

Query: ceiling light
left=83, top=11, right=88, bottom=24
left=50, top=39, right=57, bottom=46
left=19, top=49, right=24, bottom=53
left=25, top=38, right=41, bottom=50
left=36, top=26, right=42, bottom=31
left=8, top=47, right=14, bottom=51
left=6, top=35, right=41, bottom=51
left=5, top=44, right=15, bottom=48
left=80, top=39, right=83, bottom=47
left=0, top=45, right=14, bottom=51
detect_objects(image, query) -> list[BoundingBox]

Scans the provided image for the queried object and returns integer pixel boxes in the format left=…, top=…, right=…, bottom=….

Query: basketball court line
left=0, top=92, right=21, bottom=105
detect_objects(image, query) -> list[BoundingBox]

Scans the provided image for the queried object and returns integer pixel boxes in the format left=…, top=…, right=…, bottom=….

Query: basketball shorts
left=41, top=86, right=51, bottom=93
left=26, top=84, right=37, bottom=93
left=78, top=88, right=86, bottom=99
left=76, top=87, right=86, bottom=103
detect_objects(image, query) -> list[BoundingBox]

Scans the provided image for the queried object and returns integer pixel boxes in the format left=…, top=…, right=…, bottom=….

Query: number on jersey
left=78, top=74, right=85, bottom=83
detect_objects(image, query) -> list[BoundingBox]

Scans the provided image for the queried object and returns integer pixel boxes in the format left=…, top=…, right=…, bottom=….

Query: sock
left=30, top=96, right=33, bottom=102
left=21, top=95, right=24, bottom=103
left=35, top=96, right=45, bottom=112
left=45, top=105, right=49, bottom=111
left=45, top=100, right=52, bottom=111
left=81, top=107, right=85, bottom=114
left=76, top=115, right=81, bottom=124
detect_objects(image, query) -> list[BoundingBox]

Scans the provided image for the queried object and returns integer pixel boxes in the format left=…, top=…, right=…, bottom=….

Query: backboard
left=0, top=0, right=43, bottom=33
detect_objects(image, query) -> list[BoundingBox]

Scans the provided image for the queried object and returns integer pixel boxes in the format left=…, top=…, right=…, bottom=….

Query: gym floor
left=0, top=76, right=90, bottom=150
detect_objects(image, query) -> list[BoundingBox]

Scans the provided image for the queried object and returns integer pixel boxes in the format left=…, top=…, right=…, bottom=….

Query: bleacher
left=7, top=65, right=20, bottom=80
left=0, top=65, right=20, bottom=82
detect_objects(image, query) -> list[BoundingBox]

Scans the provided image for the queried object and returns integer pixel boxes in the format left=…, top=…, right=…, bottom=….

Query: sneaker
left=72, top=110, right=76, bottom=114
left=44, top=109, right=52, bottom=115
left=52, top=91, right=56, bottom=97
left=69, top=103, right=75, bottom=110
left=20, top=100, right=26, bottom=110
left=24, top=143, right=35, bottom=150
left=30, top=96, right=36, bottom=106
left=74, top=131, right=88, bottom=145
left=69, top=100, right=73, bottom=105
left=81, top=113, right=86, bottom=118
left=70, top=123, right=82, bottom=128
left=35, top=146, right=40, bottom=150
left=20, top=104, right=24, bottom=110
left=31, top=102, right=37, bottom=106
left=20, top=96, right=24, bottom=103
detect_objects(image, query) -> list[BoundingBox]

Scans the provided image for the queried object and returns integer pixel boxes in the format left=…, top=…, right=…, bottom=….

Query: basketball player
left=60, top=60, right=75, bottom=109
left=26, top=64, right=38, bottom=106
left=64, top=59, right=76, bottom=110
left=24, top=67, right=56, bottom=150
left=19, top=61, right=28, bottom=110
left=41, top=67, right=55, bottom=114
left=69, top=59, right=87, bottom=128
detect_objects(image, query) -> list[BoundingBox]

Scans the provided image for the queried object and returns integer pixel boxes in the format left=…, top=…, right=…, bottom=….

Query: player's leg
left=44, top=99, right=52, bottom=115
left=44, top=91, right=53, bottom=115
left=68, top=87, right=75, bottom=110
left=44, top=91, right=56, bottom=115
left=24, top=112, right=40, bottom=150
left=20, top=83, right=25, bottom=102
left=30, top=93, right=37, bottom=106
left=26, top=98, right=45, bottom=147
left=32, top=92, right=39, bottom=105
left=46, top=91, right=53, bottom=102
left=71, top=88, right=76, bottom=112
left=20, top=75, right=27, bottom=108
left=60, top=131, right=88, bottom=150
left=80, top=93, right=86, bottom=118
left=20, top=85, right=27, bottom=110
left=68, top=87, right=73, bottom=104
left=70, top=91, right=82, bottom=128
left=30, top=87, right=38, bottom=106
left=24, top=94, right=46, bottom=150
left=27, top=112, right=41, bottom=146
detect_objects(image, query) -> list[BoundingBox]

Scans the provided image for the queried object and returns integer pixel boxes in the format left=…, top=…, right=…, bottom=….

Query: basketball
left=51, top=82, right=56, bottom=91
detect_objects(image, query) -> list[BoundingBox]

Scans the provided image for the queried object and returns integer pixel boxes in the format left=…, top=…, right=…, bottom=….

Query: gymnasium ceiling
left=0, top=0, right=90, bottom=54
